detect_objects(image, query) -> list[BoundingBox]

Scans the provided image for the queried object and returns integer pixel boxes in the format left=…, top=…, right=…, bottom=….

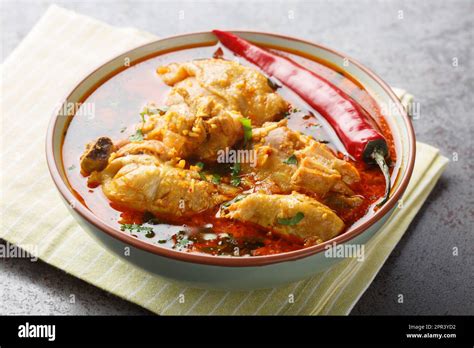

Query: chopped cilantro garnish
left=177, top=237, right=189, bottom=247
left=141, top=105, right=168, bottom=117
left=67, top=165, right=75, bottom=171
left=129, top=129, right=143, bottom=142
left=120, top=223, right=154, bottom=234
left=230, top=162, right=241, bottom=186
left=231, top=176, right=241, bottom=186
left=212, top=174, right=221, bottom=184
left=221, top=194, right=248, bottom=208
left=283, top=154, right=298, bottom=165
left=173, top=230, right=191, bottom=249
left=239, top=118, right=252, bottom=146
left=195, top=162, right=207, bottom=181
left=284, top=107, right=301, bottom=117
left=277, top=212, right=304, bottom=226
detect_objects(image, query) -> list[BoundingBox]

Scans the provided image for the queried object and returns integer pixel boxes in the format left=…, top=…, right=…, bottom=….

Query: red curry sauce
left=62, top=43, right=396, bottom=257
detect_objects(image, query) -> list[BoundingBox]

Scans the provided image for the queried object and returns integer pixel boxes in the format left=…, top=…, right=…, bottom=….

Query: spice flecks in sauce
left=62, top=44, right=396, bottom=256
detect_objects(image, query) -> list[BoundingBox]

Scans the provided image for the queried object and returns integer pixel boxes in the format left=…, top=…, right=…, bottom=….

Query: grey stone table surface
left=1, top=0, right=473, bottom=315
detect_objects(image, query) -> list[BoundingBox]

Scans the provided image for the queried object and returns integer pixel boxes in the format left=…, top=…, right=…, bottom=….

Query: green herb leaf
left=230, top=176, right=241, bottom=186
left=283, top=154, right=298, bottom=165
left=129, top=129, right=143, bottom=142
left=231, top=162, right=240, bottom=176
left=194, top=162, right=207, bottom=181
left=221, top=194, right=248, bottom=208
left=120, top=126, right=127, bottom=133
left=211, top=174, right=221, bottom=184
left=284, top=106, right=301, bottom=117
left=120, top=223, right=154, bottom=234
left=230, top=162, right=241, bottom=186
left=177, top=237, right=189, bottom=247
left=239, top=118, right=252, bottom=146
left=277, top=212, right=305, bottom=226
left=67, top=165, right=75, bottom=171
left=141, top=105, right=168, bottom=117
left=173, top=231, right=191, bottom=249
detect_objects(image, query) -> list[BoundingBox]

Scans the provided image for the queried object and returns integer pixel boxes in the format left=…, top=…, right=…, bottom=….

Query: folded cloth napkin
left=0, top=5, right=448, bottom=315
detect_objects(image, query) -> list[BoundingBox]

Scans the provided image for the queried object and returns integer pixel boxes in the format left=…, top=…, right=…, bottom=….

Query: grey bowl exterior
left=46, top=31, right=415, bottom=290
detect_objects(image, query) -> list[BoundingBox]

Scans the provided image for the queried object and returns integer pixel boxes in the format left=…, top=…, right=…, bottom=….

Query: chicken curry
left=63, top=40, right=395, bottom=257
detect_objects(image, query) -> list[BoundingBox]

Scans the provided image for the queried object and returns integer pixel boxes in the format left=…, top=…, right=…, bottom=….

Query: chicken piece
left=93, top=153, right=240, bottom=217
left=142, top=101, right=243, bottom=161
left=143, top=59, right=288, bottom=161
left=113, top=139, right=176, bottom=161
left=80, top=137, right=114, bottom=175
left=220, top=192, right=344, bottom=241
left=244, top=120, right=361, bottom=202
left=158, top=59, right=288, bottom=124
left=141, top=102, right=210, bottom=159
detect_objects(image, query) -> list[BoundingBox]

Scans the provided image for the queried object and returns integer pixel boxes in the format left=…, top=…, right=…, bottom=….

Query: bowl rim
left=46, top=30, right=416, bottom=267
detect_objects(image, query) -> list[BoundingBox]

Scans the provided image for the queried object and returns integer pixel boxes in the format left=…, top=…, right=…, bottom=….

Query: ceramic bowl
left=46, top=31, right=415, bottom=290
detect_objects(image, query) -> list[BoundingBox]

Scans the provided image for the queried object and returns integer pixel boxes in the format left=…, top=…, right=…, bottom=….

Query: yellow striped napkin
left=0, top=5, right=448, bottom=315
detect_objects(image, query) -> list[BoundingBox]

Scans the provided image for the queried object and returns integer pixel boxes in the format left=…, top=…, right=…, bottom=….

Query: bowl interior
left=47, top=31, right=414, bottom=266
